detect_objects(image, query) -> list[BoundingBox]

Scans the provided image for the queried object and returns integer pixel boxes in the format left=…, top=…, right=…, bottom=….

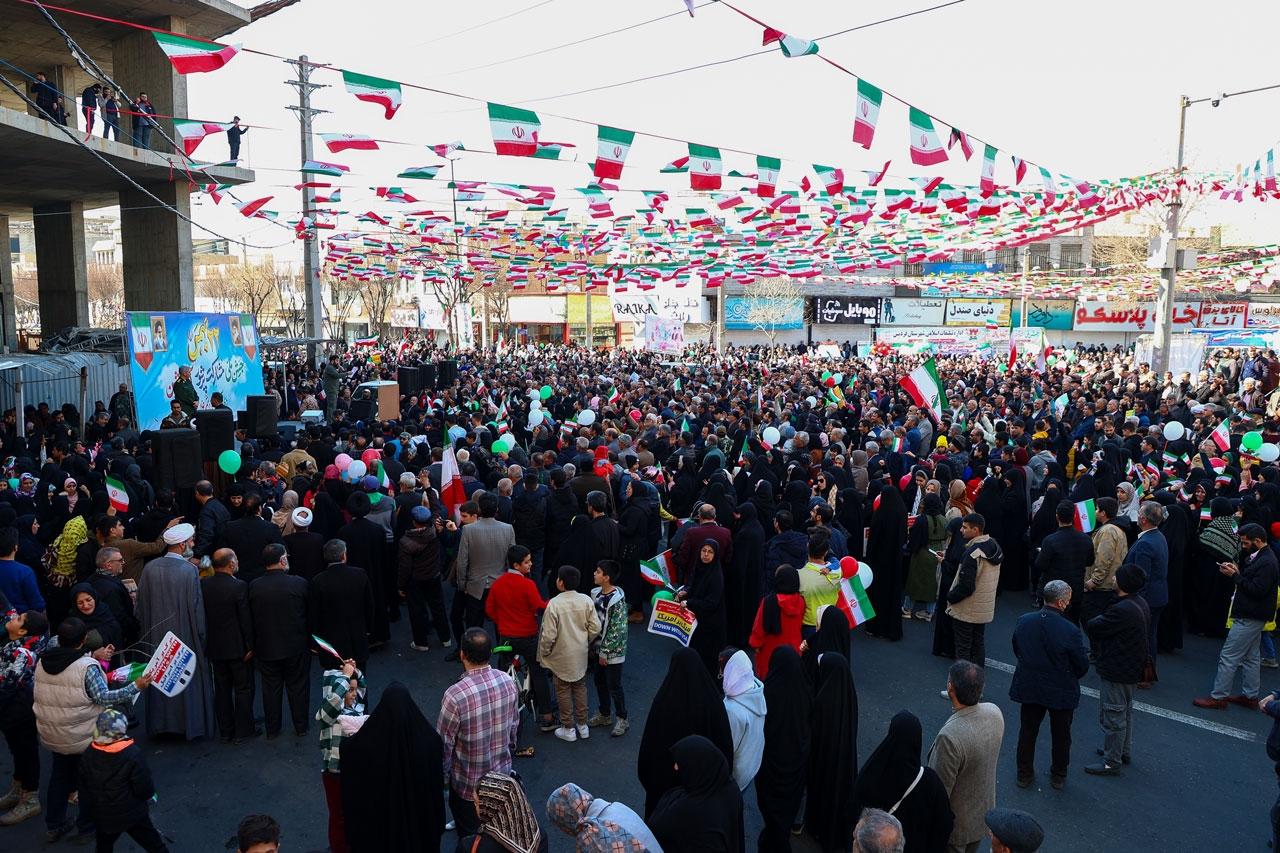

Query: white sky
left=173, top=0, right=1280, bottom=258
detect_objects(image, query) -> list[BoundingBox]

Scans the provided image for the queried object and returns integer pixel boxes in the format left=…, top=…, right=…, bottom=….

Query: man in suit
left=194, top=480, right=230, bottom=560
left=202, top=548, right=257, bottom=743
left=674, top=503, right=733, bottom=588
left=219, top=492, right=284, bottom=583
left=309, top=539, right=375, bottom=669
left=282, top=507, right=325, bottom=582
left=338, top=492, right=392, bottom=647
left=1033, top=500, right=1096, bottom=624
left=929, top=660, right=1005, bottom=853
left=1123, top=500, right=1169, bottom=677
left=453, top=493, right=515, bottom=632
left=248, top=544, right=309, bottom=738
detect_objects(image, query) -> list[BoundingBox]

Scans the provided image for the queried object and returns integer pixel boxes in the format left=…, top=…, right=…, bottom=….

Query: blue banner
left=126, top=311, right=265, bottom=431
left=922, top=262, right=1004, bottom=274
left=724, top=296, right=805, bottom=330
left=1011, top=298, right=1076, bottom=330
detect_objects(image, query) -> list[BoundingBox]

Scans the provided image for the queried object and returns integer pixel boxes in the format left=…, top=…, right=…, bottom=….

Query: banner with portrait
left=126, top=311, right=266, bottom=431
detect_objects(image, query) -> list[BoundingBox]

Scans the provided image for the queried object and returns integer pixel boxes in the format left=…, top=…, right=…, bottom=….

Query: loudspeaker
left=245, top=395, right=279, bottom=439
left=419, top=362, right=437, bottom=390
left=154, top=428, right=203, bottom=490
left=348, top=398, right=373, bottom=423
left=438, top=359, right=457, bottom=387
left=398, top=365, right=421, bottom=398
left=194, top=409, right=235, bottom=461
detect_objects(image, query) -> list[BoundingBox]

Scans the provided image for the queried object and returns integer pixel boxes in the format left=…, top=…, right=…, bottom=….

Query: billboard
left=879, top=297, right=945, bottom=326
left=126, top=311, right=266, bottom=431
left=812, top=296, right=879, bottom=325
left=1011, top=298, right=1076, bottom=330
left=945, top=298, right=1012, bottom=327
left=1073, top=301, right=1201, bottom=332
left=724, top=296, right=805, bottom=331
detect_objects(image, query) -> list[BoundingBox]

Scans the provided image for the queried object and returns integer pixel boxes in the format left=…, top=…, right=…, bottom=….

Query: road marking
left=983, top=658, right=1259, bottom=742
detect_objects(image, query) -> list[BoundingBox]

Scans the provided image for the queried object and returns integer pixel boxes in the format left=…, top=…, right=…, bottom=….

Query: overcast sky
left=175, top=0, right=1280, bottom=257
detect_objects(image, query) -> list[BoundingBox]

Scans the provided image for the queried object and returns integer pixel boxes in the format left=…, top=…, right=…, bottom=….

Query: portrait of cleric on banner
left=126, top=311, right=266, bottom=431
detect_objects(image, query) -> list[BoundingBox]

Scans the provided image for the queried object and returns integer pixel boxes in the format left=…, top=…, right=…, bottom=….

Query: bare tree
left=739, top=276, right=804, bottom=345
left=87, top=264, right=125, bottom=328
left=210, top=260, right=288, bottom=317
left=322, top=274, right=362, bottom=341
left=12, top=272, right=38, bottom=332
left=425, top=266, right=482, bottom=350
left=360, top=272, right=398, bottom=340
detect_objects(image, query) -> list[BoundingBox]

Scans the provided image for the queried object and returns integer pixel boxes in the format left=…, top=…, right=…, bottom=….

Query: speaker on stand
left=245, top=395, right=279, bottom=439
left=194, top=409, right=235, bottom=461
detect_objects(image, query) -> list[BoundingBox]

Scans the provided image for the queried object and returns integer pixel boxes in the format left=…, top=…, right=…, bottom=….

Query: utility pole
left=1020, top=248, right=1030, bottom=328
left=285, top=56, right=329, bottom=363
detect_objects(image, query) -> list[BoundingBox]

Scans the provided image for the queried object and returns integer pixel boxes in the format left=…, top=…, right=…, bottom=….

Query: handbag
left=888, top=767, right=924, bottom=816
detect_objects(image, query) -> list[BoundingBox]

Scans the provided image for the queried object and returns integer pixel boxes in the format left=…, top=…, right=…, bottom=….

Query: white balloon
left=1260, top=443, right=1280, bottom=462
left=577, top=409, right=596, bottom=426
left=856, top=561, right=874, bottom=589
left=806, top=396, right=817, bottom=407
left=347, top=460, right=367, bottom=479
left=528, top=410, right=544, bottom=427
left=501, top=433, right=517, bottom=451
left=762, top=426, right=781, bottom=446
left=530, top=399, right=542, bottom=411
left=1162, top=421, right=1185, bottom=441
left=528, top=389, right=540, bottom=400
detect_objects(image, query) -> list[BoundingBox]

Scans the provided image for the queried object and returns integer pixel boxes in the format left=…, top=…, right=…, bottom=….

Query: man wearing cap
left=986, top=808, right=1044, bottom=853
left=399, top=505, right=453, bottom=652
left=283, top=507, right=325, bottom=582
left=136, top=524, right=215, bottom=741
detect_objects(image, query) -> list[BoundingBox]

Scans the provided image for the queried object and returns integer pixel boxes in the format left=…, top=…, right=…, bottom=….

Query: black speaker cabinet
left=245, top=395, right=279, bottom=439
left=398, top=365, right=421, bottom=398
left=419, top=362, right=437, bottom=389
left=438, top=359, right=458, bottom=387
left=194, top=409, right=235, bottom=461
left=154, top=428, right=203, bottom=490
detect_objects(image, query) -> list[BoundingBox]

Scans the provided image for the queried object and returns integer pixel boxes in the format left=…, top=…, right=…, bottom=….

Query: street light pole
left=284, top=56, right=328, bottom=363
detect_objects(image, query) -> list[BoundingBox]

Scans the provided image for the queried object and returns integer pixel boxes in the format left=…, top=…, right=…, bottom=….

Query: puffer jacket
left=78, top=739, right=155, bottom=834
left=946, top=534, right=1003, bottom=625
left=1086, top=594, right=1151, bottom=684
left=397, top=524, right=440, bottom=588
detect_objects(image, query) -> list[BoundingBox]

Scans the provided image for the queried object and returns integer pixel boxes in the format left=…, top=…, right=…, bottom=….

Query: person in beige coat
left=538, top=565, right=600, bottom=743
left=928, top=660, right=1005, bottom=853
left=944, top=514, right=1003, bottom=668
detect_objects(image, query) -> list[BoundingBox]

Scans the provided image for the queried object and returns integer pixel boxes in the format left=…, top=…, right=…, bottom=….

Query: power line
left=410, top=0, right=559, bottom=49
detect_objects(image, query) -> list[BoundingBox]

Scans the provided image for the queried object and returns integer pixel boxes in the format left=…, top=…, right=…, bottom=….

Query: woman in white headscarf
left=721, top=650, right=766, bottom=791
left=1116, top=481, right=1141, bottom=522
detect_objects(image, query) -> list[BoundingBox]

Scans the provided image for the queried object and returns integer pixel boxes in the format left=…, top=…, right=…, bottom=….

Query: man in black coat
left=282, top=508, right=325, bottom=581
left=337, top=492, right=390, bottom=645
left=248, top=544, right=310, bottom=738
left=511, top=473, right=548, bottom=580
left=586, top=491, right=620, bottom=593
left=202, top=548, right=256, bottom=743
left=86, top=546, right=139, bottom=648
left=1084, top=564, right=1150, bottom=776
left=1034, top=500, right=1095, bottom=624
left=193, top=481, right=230, bottom=560
left=1010, top=580, right=1090, bottom=789
left=543, top=469, right=577, bottom=569
left=218, top=492, right=284, bottom=583
left=309, top=539, right=375, bottom=669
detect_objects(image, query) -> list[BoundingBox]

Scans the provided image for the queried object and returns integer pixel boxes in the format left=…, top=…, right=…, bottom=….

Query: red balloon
left=839, top=556, right=857, bottom=577
left=824, top=377, right=836, bottom=387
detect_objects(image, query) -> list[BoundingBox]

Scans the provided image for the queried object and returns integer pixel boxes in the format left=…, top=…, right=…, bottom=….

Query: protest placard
left=143, top=631, right=198, bottom=698
left=647, top=598, right=698, bottom=647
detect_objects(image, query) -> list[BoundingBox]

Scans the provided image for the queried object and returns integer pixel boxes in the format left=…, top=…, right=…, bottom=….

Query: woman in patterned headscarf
left=459, top=771, right=548, bottom=853
left=545, top=782, right=662, bottom=853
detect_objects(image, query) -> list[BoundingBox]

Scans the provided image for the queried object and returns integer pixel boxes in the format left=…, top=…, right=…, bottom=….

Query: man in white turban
left=136, top=522, right=215, bottom=739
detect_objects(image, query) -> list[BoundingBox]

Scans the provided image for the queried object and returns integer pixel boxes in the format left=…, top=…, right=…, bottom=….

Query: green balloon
left=1046, top=355, right=1058, bottom=366
left=491, top=440, right=506, bottom=454
left=217, top=449, right=240, bottom=475
left=820, top=370, right=832, bottom=382
left=540, top=385, right=553, bottom=400
left=6, top=479, right=16, bottom=490
left=651, top=589, right=675, bottom=607
left=1243, top=431, right=1264, bottom=451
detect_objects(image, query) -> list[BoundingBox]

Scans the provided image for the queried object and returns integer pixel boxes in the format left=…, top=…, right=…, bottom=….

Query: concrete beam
left=111, top=18, right=187, bottom=146
left=33, top=201, right=90, bottom=332
left=120, top=182, right=193, bottom=311
left=0, top=215, right=16, bottom=352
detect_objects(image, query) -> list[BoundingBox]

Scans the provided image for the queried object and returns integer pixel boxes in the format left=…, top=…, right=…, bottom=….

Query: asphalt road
left=2, top=591, right=1277, bottom=852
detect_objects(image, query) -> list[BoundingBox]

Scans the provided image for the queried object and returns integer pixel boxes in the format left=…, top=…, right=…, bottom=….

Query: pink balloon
left=334, top=453, right=352, bottom=472
left=629, top=409, right=642, bottom=422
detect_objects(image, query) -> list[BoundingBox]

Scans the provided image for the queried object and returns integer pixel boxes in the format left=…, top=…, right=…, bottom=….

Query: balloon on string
left=1162, top=421, right=1185, bottom=441
left=334, top=453, right=352, bottom=472
left=806, top=396, right=818, bottom=407
left=762, top=426, right=780, bottom=446
left=1243, top=431, right=1264, bottom=452
left=501, top=433, right=517, bottom=452
left=821, top=370, right=832, bottom=382
left=528, top=410, right=544, bottom=428
left=528, top=389, right=540, bottom=400
left=833, top=373, right=844, bottom=385
left=217, top=450, right=241, bottom=475
left=530, top=399, right=541, bottom=411
left=652, top=589, right=675, bottom=607
left=360, top=448, right=380, bottom=466
left=629, top=408, right=642, bottom=423
left=856, top=561, right=874, bottom=589
left=577, top=409, right=596, bottom=426
left=838, top=556, right=858, bottom=577
left=491, top=440, right=506, bottom=454
left=1260, top=443, right=1280, bottom=463
left=347, top=460, right=367, bottom=480
left=539, top=385, right=553, bottom=400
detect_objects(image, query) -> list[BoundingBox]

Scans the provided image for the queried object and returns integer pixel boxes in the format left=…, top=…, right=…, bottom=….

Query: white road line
left=983, top=658, right=1260, bottom=743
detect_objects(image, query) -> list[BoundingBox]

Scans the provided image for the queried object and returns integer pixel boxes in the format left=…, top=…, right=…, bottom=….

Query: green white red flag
left=1210, top=418, right=1231, bottom=451
left=852, top=79, right=883, bottom=149
left=236, top=196, right=273, bottom=217
left=398, top=165, right=441, bottom=180
left=980, top=145, right=998, bottom=195
left=301, top=160, right=350, bottom=177
left=342, top=71, right=402, bottom=119
left=640, top=550, right=675, bottom=588
left=488, top=103, right=541, bottom=156
left=594, top=126, right=635, bottom=179
left=908, top=108, right=947, bottom=166
left=839, top=574, right=876, bottom=627
left=1073, top=499, right=1097, bottom=533
left=1012, top=155, right=1027, bottom=183
left=660, top=156, right=690, bottom=173
left=688, top=143, right=722, bottom=190
left=763, top=27, right=819, bottom=57
left=813, top=164, right=844, bottom=195
left=756, top=155, right=780, bottom=197
left=173, top=120, right=231, bottom=156
left=152, top=32, right=240, bottom=74
left=899, top=357, right=948, bottom=419
left=320, top=133, right=378, bottom=153
left=105, top=475, right=129, bottom=512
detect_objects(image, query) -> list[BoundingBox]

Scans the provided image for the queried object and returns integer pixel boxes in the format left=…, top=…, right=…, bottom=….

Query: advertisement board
left=1247, top=302, right=1280, bottom=328
left=879, top=297, right=946, bottom=326
left=610, top=279, right=707, bottom=324
left=1073, top=301, right=1201, bottom=332
left=812, top=296, right=879, bottom=325
left=874, top=325, right=1010, bottom=354
left=724, top=296, right=805, bottom=330
left=944, top=298, right=1012, bottom=327
left=644, top=316, right=686, bottom=353
left=1011, top=299, right=1076, bottom=330
left=126, top=311, right=265, bottom=431
left=1196, top=302, right=1248, bottom=330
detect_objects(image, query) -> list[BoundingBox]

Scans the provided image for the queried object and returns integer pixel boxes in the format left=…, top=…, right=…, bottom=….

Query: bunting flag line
left=908, top=108, right=948, bottom=166
left=594, top=125, right=635, bottom=179
left=301, top=160, right=351, bottom=177
left=173, top=119, right=231, bottom=156
left=489, top=103, right=541, bottom=156
left=852, top=79, right=883, bottom=149
left=688, top=143, right=722, bottom=190
left=756, top=155, right=781, bottom=197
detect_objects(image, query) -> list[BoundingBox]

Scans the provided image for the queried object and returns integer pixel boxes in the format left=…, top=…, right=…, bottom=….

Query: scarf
left=50, top=515, right=87, bottom=587
left=476, top=772, right=542, bottom=853
left=1199, top=516, right=1239, bottom=563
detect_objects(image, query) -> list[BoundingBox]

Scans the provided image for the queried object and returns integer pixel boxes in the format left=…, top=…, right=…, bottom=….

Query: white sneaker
left=554, top=726, right=578, bottom=742
left=440, top=639, right=453, bottom=648
left=576, top=724, right=590, bottom=739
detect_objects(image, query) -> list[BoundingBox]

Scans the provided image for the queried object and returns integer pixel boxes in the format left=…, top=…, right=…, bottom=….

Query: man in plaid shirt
left=437, top=628, right=518, bottom=836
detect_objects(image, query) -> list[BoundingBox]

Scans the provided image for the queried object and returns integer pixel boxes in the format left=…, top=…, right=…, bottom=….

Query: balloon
left=1260, top=443, right=1280, bottom=463
left=528, top=410, right=544, bottom=427
left=806, top=396, right=818, bottom=407
left=839, top=556, right=858, bottom=578
left=590, top=396, right=601, bottom=410
left=492, top=440, right=506, bottom=454
left=530, top=399, right=542, bottom=410
left=528, top=389, right=540, bottom=400
left=824, top=377, right=836, bottom=388
left=361, top=448, right=380, bottom=466
left=762, top=426, right=780, bottom=447
left=6, top=479, right=15, bottom=491
left=856, top=561, right=874, bottom=589
left=577, top=409, right=596, bottom=426
left=833, top=373, right=844, bottom=385
left=347, top=460, right=367, bottom=480
left=218, top=449, right=241, bottom=475
left=652, top=589, right=675, bottom=607
left=540, top=385, right=553, bottom=400
left=1243, top=431, right=1264, bottom=451
left=334, top=453, right=352, bottom=472
left=1162, top=421, right=1185, bottom=441
left=501, top=433, right=517, bottom=451
left=820, top=370, right=832, bottom=382
left=1046, top=355, right=1058, bottom=366
left=629, top=408, right=642, bottom=423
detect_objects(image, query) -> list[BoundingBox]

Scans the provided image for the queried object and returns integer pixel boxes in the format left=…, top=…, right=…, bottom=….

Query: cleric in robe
left=136, top=523, right=216, bottom=740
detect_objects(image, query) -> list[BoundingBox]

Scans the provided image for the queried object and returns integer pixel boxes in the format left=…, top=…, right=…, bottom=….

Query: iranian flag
left=301, top=160, right=350, bottom=177
left=640, top=550, right=675, bottom=589
left=660, top=156, right=690, bottom=173
left=1073, top=498, right=1098, bottom=533
left=429, top=140, right=466, bottom=157
left=173, top=119, right=231, bottom=156
left=813, top=164, right=844, bottom=195
left=1210, top=418, right=1232, bottom=451
left=353, top=335, right=378, bottom=347
left=688, top=143, right=722, bottom=190
left=1039, top=166, right=1058, bottom=201
left=594, top=125, right=635, bottom=179
left=756, top=155, right=780, bottom=197
left=838, top=574, right=876, bottom=627
left=342, top=71, right=402, bottom=120
left=908, top=108, right=948, bottom=166
left=1007, top=341, right=1018, bottom=372
left=1011, top=155, right=1027, bottom=183
left=441, top=445, right=466, bottom=522
left=488, top=103, right=541, bottom=157
left=152, top=32, right=240, bottom=74
left=105, top=475, right=129, bottom=512
left=398, top=165, right=441, bottom=180
left=236, top=196, right=273, bottom=217
left=607, top=385, right=620, bottom=404
left=980, top=145, right=998, bottom=195
left=852, top=79, right=883, bottom=149
left=320, top=133, right=379, bottom=153
left=899, top=358, right=948, bottom=419
left=763, top=28, right=819, bottom=57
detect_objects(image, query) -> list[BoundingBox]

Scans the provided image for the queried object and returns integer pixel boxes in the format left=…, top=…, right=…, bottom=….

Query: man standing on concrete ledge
left=131, top=93, right=157, bottom=149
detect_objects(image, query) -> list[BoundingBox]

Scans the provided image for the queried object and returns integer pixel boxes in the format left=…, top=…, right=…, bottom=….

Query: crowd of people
left=1, top=337, right=1280, bottom=851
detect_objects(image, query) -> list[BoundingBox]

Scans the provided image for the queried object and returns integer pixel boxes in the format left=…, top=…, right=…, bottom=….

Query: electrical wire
left=409, top=0, right=559, bottom=49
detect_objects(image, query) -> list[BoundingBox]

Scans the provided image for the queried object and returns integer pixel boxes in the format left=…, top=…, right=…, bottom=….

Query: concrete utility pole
left=1020, top=248, right=1030, bottom=328
left=285, top=56, right=329, bottom=362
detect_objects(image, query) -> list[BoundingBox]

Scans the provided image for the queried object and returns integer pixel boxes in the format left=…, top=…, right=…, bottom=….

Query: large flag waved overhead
left=899, top=357, right=948, bottom=419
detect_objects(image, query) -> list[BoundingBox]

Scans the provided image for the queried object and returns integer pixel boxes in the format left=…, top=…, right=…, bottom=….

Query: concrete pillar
left=33, top=202, right=90, bottom=332
left=119, top=182, right=194, bottom=311
left=0, top=215, right=18, bottom=352
left=111, top=17, right=188, bottom=145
